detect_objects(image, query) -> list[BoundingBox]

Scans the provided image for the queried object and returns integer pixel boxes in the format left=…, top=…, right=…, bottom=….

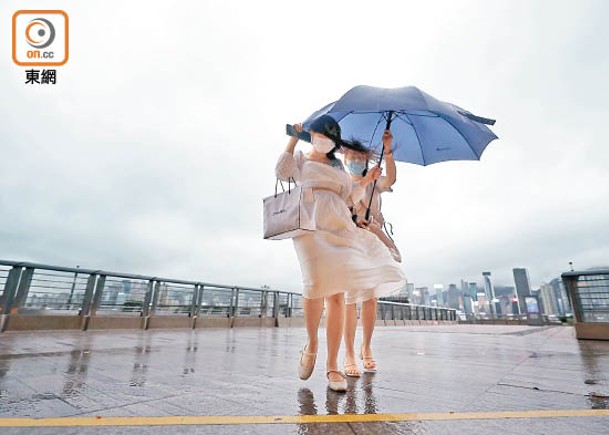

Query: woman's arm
left=379, top=129, right=396, bottom=189
left=275, top=123, right=302, bottom=181
left=351, top=165, right=381, bottom=204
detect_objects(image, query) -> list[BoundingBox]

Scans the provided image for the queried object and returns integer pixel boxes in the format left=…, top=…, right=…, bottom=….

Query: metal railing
left=0, top=260, right=456, bottom=331
left=377, top=300, right=456, bottom=322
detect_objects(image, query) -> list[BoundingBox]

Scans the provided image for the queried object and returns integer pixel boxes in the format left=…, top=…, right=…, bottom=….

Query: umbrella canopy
left=302, top=85, right=498, bottom=166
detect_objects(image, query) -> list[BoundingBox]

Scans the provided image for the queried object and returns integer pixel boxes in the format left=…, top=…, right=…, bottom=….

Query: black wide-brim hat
left=307, top=115, right=344, bottom=146
left=307, top=114, right=371, bottom=154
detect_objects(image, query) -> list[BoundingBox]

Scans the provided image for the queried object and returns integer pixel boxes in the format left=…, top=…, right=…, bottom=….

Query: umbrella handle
left=286, top=124, right=312, bottom=143
left=365, top=111, right=394, bottom=222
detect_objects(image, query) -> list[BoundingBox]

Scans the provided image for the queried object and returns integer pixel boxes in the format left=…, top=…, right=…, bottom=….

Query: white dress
left=275, top=151, right=406, bottom=304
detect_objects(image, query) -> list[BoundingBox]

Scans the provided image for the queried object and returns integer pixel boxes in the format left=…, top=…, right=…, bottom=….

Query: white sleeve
left=275, top=151, right=302, bottom=182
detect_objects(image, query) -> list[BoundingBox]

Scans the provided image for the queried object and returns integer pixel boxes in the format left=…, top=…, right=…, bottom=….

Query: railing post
left=189, top=284, right=198, bottom=329
left=151, top=281, right=161, bottom=314
left=90, top=275, right=106, bottom=316
left=10, top=267, right=35, bottom=314
left=142, top=280, right=154, bottom=317
left=196, top=284, right=204, bottom=317
left=142, top=280, right=155, bottom=329
left=80, top=274, right=98, bottom=319
left=146, top=281, right=161, bottom=330
left=190, top=285, right=198, bottom=318
left=233, top=288, right=240, bottom=318
left=81, top=275, right=105, bottom=331
left=272, top=292, right=280, bottom=320
left=67, top=269, right=79, bottom=310
left=260, top=290, right=268, bottom=318
left=0, top=266, right=23, bottom=332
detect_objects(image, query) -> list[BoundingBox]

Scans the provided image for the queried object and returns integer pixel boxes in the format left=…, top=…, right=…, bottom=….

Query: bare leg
left=324, top=293, right=344, bottom=382
left=360, top=298, right=378, bottom=371
left=302, top=297, right=324, bottom=367
left=343, top=302, right=360, bottom=376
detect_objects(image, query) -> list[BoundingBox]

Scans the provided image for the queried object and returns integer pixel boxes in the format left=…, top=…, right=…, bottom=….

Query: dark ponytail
left=326, top=146, right=339, bottom=161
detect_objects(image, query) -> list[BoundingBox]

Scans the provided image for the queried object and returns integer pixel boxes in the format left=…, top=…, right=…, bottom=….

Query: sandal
left=298, top=345, right=317, bottom=380
left=344, top=361, right=361, bottom=378
left=359, top=345, right=377, bottom=373
left=326, top=370, right=347, bottom=392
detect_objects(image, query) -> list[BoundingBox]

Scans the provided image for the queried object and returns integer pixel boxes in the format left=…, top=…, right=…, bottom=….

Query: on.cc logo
left=26, top=17, right=56, bottom=49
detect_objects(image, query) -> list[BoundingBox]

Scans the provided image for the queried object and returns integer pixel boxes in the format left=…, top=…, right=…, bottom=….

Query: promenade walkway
left=1, top=324, right=608, bottom=434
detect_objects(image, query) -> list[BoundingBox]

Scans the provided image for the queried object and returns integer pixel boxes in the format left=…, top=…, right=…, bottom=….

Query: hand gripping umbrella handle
left=365, top=111, right=394, bottom=222
left=286, top=124, right=312, bottom=143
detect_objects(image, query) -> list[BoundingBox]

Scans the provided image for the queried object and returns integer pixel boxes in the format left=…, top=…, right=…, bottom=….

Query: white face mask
left=311, top=135, right=335, bottom=154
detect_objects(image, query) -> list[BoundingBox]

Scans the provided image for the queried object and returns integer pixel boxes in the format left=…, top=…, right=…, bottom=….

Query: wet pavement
left=1, top=324, right=608, bottom=433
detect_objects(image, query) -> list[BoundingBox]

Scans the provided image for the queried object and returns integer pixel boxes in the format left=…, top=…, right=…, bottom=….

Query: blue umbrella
left=290, top=85, right=498, bottom=220
left=302, top=85, right=498, bottom=166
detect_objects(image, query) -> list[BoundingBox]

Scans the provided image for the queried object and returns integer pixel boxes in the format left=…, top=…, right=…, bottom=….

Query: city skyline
left=402, top=264, right=593, bottom=316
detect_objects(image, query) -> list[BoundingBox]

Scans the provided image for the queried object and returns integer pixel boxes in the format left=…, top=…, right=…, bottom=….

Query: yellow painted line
left=1, top=409, right=608, bottom=427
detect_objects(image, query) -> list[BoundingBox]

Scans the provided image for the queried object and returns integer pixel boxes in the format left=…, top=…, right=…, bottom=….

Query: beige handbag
left=263, top=178, right=315, bottom=240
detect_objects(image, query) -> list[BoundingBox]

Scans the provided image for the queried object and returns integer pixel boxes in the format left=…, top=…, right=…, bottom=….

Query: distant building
left=406, top=283, right=415, bottom=301
left=513, top=268, right=532, bottom=315
left=447, top=284, right=460, bottom=310
left=549, top=277, right=570, bottom=315
left=482, top=272, right=497, bottom=316
left=495, top=286, right=516, bottom=315
left=477, top=291, right=490, bottom=314
left=463, top=292, right=473, bottom=314
left=418, top=287, right=430, bottom=305
left=540, top=283, right=558, bottom=315
left=434, top=284, right=444, bottom=306
left=468, top=282, right=478, bottom=302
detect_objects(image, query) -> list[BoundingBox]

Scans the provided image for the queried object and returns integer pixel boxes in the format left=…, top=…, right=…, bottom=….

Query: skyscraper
left=418, top=287, right=430, bottom=305
left=550, top=277, right=571, bottom=315
left=513, top=268, right=532, bottom=315
left=406, top=283, right=415, bottom=302
left=540, top=283, right=557, bottom=315
left=495, top=286, right=516, bottom=315
left=468, top=282, right=478, bottom=302
left=482, top=272, right=496, bottom=316
left=434, top=284, right=444, bottom=306
left=447, top=284, right=460, bottom=310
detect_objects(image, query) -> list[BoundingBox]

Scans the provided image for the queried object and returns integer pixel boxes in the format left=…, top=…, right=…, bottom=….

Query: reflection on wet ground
left=0, top=325, right=608, bottom=434
left=297, top=373, right=378, bottom=417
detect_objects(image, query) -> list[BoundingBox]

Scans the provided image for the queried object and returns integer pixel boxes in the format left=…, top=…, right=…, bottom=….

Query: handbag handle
left=274, top=177, right=297, bottom=197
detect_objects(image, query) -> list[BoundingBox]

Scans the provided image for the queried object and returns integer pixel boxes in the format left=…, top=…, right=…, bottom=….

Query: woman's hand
left=360, top=165, right=381, bottom=187
left=382, top=129, right=393, bottom=155
left=356, top=216, right=372, bottom=228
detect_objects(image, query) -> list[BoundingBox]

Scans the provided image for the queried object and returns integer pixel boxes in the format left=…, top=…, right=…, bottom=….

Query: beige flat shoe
left=327, top=370, right=347, bottom=392
left=298, top=345, right=317, bottom=380
left=344, top=361, right=361, bottom=378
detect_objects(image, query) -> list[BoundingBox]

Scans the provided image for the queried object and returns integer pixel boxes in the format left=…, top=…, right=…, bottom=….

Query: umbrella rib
left=438, top=114, right=481, bottom=159
left=407, top=114, right=427, bottom=166
left=394, top=112, right=413, bottom=125
left=366, top=113, right=385, bottom=152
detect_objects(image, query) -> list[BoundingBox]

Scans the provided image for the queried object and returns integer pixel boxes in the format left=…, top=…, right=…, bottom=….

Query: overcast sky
left=1, top=0, right=608, bottom=294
